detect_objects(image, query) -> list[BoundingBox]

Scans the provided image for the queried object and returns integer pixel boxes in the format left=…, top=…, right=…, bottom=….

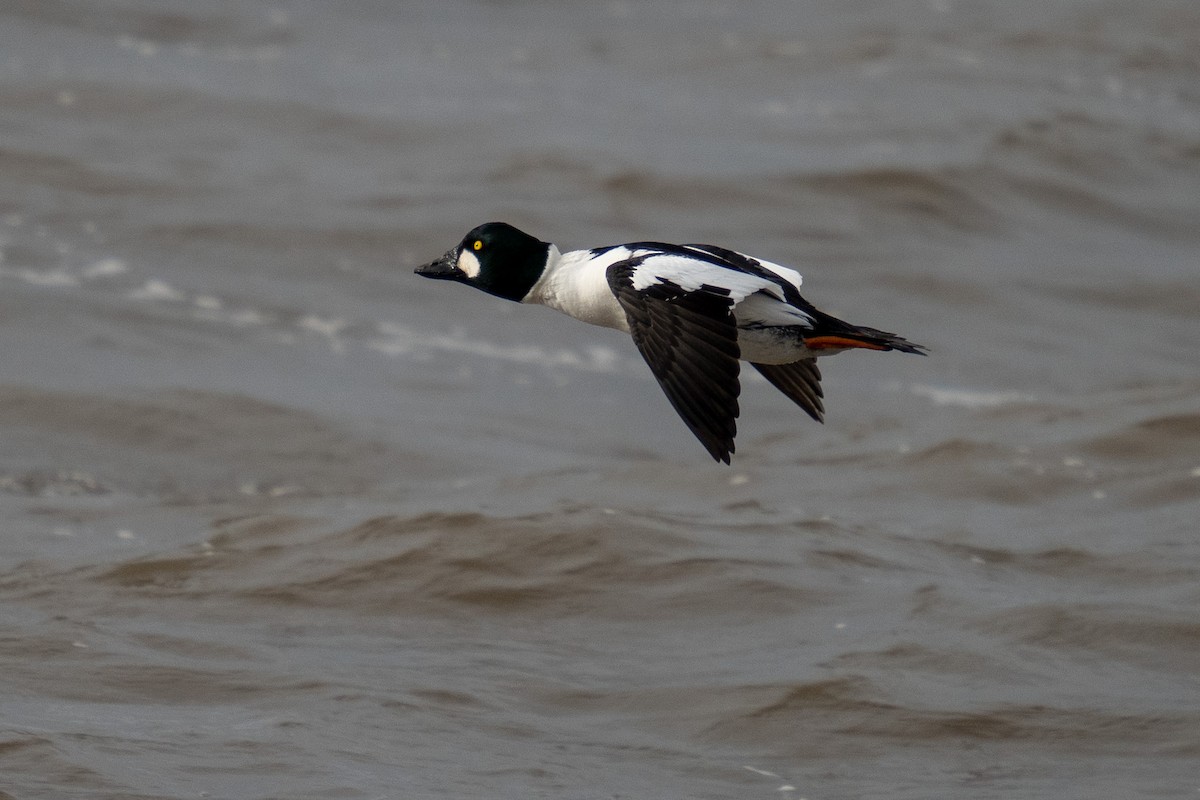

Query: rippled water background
left=2, top=2, right=1199, bottom=798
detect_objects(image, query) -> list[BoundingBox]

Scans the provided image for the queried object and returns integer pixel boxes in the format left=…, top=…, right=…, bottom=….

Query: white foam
left=11, top=268, right=78, bottom=287
left=298, top=315, right=348, bottom=337
left=910, top=384, right=1035, bottom=409
left=191, top=298, right=270, bottom=327
left=193, top=295, right=223, bottom=310
left=117, top=35, right=159, bottom=57
left=369, top=321, right=625, bottom=373
left=82, top=258, right=129, bottom=278
left=223, top=308, right=270, bottom=326
left=129, top=279, right=185, bottom=302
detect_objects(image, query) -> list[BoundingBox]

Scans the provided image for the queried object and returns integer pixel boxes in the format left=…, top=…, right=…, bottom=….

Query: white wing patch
left=628, top=253, right=779, bottom=301
left=678, top=245, right=804, bottom=290
left=622, top=249, right=813, bottom=329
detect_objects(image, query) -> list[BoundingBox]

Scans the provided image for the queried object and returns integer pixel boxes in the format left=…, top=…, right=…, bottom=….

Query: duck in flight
left=417, top=222, right=925, bottom=463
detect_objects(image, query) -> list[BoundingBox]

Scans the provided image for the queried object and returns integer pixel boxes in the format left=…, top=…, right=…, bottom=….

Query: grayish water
left=2, top=2, right=1199, bottom=798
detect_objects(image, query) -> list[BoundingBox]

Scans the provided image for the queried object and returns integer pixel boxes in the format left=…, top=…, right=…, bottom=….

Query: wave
left=86, top=509, right=837, bottom=619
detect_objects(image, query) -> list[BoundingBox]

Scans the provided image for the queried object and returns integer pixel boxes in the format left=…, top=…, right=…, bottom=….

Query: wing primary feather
left=752, top=360, right=825, bottom=423
left=608, top=260, right=742, bottom=463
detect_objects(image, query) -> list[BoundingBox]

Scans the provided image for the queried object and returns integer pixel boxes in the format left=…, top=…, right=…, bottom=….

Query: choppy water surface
left=2, top=2, right=1199, bottom=798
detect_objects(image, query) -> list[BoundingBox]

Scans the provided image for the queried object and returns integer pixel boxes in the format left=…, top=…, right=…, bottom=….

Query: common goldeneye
left=417, top=222, right=925, bottom=463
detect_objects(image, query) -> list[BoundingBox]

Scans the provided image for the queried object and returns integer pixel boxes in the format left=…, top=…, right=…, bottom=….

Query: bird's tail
left=805, top=323, right=927, bottom=355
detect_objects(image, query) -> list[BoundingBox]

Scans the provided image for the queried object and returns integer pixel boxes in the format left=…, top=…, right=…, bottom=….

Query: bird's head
left=415, top=222, right=550, bottom=302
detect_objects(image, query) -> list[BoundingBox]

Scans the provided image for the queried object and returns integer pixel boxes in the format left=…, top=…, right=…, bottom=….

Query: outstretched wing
left=607, top=258, right=742, bottom=464
left=752, top=359, right=825, bottom=423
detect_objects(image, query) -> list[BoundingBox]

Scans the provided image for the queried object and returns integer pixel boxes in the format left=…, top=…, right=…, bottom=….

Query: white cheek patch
left=457, top=249, right=482, bottom=279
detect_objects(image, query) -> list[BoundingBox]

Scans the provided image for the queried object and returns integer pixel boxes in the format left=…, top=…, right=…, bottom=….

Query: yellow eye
left=473, top=240, right=483, bottom=251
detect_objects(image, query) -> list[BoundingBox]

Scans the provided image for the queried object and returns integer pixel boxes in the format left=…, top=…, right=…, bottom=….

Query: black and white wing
left=606, top=258, right=743, bottom=464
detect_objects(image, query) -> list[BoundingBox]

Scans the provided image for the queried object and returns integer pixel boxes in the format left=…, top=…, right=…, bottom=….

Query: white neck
left=522, top=246, right=630, bottom=332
